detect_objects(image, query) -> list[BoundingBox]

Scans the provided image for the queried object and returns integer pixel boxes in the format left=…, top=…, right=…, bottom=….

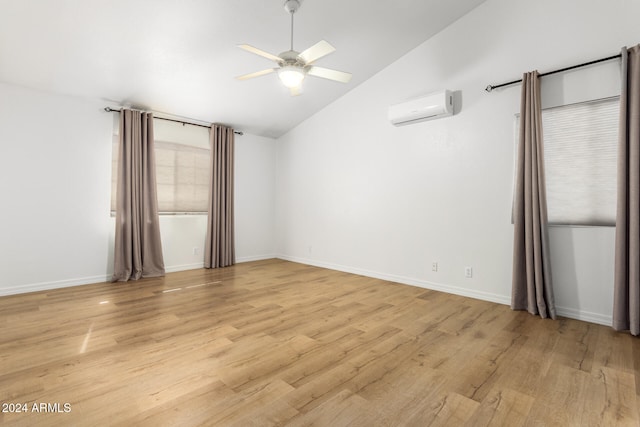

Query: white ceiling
left=0, top=0, right=485, bottom=138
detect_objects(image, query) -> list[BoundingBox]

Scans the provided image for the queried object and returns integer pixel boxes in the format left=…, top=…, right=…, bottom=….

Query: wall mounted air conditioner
left=388, top=90, right=453, bottom=126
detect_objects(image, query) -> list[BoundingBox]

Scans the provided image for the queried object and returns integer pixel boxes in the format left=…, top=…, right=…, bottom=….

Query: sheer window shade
left=514, top=97, right=619, bottom=226
left=111, top=118, right=210, bottom=214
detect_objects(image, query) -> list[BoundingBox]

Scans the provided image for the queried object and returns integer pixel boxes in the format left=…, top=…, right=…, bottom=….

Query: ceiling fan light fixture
left=278, top=66, right=305, bottom=88
left=236, top=0, right=351, bottom=94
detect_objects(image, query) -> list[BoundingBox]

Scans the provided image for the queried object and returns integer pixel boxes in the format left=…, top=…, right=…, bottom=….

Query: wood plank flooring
left=0, top=259, right=638, bottom=426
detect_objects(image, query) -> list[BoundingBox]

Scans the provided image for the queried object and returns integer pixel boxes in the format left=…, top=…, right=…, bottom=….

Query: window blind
left=111, top=118, right=211, bottom=214
left=514, top=96, right=619, bottom=226
left=154, top=141, right=210, bottom=213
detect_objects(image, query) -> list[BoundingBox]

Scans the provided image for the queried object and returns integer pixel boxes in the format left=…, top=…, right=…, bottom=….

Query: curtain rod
left=104, top=107, right=244, bottom=135
left=485, top=53, right=622, bottom=92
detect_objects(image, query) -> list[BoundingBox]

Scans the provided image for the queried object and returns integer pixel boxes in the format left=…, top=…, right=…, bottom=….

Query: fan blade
left=298, top=40, right=336, bottom=64
left=236, top=68, right=276, bottom=80
left=307, top=66, right=352, bottom=83
left=289, top=86, right=303, bottom=96
left=237, top=44, right=281, bottom=63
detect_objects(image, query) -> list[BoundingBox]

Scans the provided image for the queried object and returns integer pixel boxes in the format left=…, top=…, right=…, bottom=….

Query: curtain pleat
left=112, top=109, right=165, bottom=282
left=204, top=124, right=235, bottom=268
left=511, top=71, right=556, bottom=319
left=613, top=44, right=640, bottom=336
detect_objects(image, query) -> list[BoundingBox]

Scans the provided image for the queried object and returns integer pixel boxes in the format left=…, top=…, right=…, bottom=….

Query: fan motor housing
left=278, top=49, right=305, bottom=66
left=283, top=0, right=301, bottom=14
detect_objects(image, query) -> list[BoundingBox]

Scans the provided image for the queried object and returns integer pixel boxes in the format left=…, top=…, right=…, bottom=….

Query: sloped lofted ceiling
left=0, top=0, right=486, bottom=138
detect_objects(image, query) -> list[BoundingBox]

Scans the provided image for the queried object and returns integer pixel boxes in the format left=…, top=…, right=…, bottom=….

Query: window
left=111, top=118, right=210, bottom=214
left=514, top=96, right=619, bottom=226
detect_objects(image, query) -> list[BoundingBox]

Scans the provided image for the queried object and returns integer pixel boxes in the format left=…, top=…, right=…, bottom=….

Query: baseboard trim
left=0, top=274, right=111, bottom=297
left=276, top=254, right=510, bottom=305
left=1, top=255, right=614, bottom=327
left=236, top=254, right=278, bottom=263
left=0, top=255, right=280, bottom=297
left=276, top=254, right=613, bottom=326
left=555, top=306, right=612, bottom=327
left=164, top=263, right=204, bottom=273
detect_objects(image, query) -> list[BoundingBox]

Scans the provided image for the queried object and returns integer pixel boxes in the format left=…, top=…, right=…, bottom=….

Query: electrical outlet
left=193, top=247, right=199, bottom=256
left=465, top=267, right=473, bottom=278
left=432, top=262, right=438, bottom=272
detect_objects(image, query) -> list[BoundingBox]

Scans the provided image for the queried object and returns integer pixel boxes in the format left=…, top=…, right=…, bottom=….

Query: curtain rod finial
left=485, top=85, right=493, bottom=93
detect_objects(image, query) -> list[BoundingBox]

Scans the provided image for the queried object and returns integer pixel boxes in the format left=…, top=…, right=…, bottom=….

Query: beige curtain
left=204, top=124, right=235, bottom=268
left=112, top=109, right=165, bottom=281
left=613, top=44, right=640, bottom=336
left=511, top=71, right=556, bottom=319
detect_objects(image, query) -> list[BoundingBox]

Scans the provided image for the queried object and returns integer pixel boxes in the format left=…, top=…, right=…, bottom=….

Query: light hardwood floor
left=0, top=259, right=638, bottom=426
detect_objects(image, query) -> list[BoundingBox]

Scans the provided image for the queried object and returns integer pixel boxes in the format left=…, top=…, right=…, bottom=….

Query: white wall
left=0, top=83, right=114, bottom=294
left=0, top=83, right=276, bottom=295
left=234, top=132, right=277, bottom=261
left=275, top=0, right=640, bottom=325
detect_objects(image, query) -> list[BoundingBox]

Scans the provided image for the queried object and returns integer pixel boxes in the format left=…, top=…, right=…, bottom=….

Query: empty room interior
left=1, top=0, right=640, bottom=425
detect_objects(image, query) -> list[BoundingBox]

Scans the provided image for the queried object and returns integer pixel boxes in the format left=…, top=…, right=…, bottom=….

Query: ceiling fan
left=236, top=0, right=352, bottom=96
